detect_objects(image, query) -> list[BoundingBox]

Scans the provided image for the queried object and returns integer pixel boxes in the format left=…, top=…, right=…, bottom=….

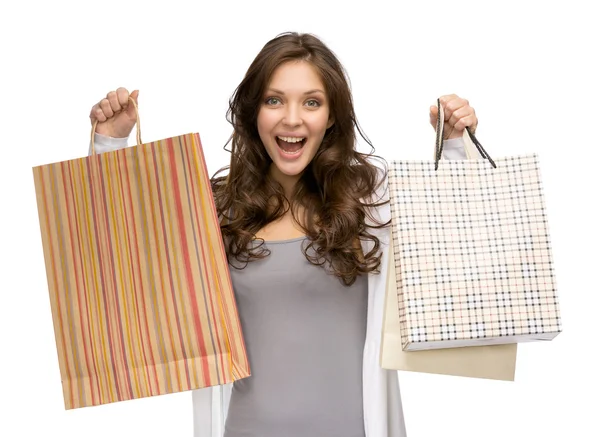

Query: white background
left=1, top=0, right=598, bottom=436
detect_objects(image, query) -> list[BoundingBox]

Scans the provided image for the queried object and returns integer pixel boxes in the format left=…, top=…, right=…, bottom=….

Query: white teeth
left=277, top=136, right=305, bottom=143
left=280, top=148, right=300, bottom=155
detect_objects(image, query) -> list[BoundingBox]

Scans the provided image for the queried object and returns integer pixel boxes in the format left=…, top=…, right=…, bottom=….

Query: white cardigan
left=90, top=134, right=467, bottom=437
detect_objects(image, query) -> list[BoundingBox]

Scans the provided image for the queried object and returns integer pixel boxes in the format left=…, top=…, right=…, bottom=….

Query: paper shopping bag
left=387, top=99, right=562, bottom=352
left=32, top=100, right=250, bottom=409
left=381, top=237, right=517, bottom=380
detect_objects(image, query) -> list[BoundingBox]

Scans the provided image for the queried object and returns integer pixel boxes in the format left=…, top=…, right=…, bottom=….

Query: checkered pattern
left=389, top=154, right=562, bottom=351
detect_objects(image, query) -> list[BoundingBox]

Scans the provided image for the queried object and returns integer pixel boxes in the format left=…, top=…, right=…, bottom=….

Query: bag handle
left=90, top=96, right=142, bottom=155
left=433, top=98, right=496, bottom=170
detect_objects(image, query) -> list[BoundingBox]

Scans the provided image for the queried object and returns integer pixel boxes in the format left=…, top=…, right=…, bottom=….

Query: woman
left=89, top=32, right=475, bottom=437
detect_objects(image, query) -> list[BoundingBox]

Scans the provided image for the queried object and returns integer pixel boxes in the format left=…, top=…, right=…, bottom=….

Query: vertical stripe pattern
left=32, top=133, right=250, bottom=409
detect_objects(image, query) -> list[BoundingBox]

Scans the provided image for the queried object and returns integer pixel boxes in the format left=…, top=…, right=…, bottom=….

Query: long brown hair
left=211, top=32, right=389, bottom=285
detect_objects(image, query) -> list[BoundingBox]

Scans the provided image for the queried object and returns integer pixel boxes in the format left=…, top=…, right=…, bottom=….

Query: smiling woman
left=212, top=34, right=390, bottom=285
left=86, top=31, right=477, bottom=437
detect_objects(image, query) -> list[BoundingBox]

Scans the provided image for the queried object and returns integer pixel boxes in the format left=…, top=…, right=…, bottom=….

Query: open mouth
left=276, top=136, right=306, bottom=155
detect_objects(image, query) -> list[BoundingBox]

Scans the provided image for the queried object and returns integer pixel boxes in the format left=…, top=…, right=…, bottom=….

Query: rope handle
left=434, top=98, right=496, bottom=170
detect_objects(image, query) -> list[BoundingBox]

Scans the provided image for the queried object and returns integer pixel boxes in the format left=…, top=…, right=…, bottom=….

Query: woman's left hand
left=429, top=94, right=478, bottom=140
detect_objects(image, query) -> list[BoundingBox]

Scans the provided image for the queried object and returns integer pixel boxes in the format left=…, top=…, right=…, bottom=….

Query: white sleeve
left=441, top=137, right=468, bottom=160
left=192, top=383, right=232, bottom=437
left=87, top=133, right=129, bottom=156
left=192, top=388, right=215, bottom=436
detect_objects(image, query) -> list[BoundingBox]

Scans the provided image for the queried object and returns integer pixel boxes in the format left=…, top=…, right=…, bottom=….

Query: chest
left=254, top=211, right=305, bottom=242
left=229, top=238, right=369, bottom=337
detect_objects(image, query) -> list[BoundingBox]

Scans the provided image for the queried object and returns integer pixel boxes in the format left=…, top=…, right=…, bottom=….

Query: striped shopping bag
left=32, top=100, right=249, bottom=409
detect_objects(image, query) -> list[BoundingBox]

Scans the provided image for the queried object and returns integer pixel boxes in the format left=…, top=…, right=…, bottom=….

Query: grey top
left=224, top=236, right=368, bottom=437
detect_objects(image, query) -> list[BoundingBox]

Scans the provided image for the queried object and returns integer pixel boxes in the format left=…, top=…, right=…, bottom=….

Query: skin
left=90, top=75, right=478, bottom=241
left=257, top=60, right=334, bottom=199
left=429, top=94, right=478, bottom=139
left=90, top=90, right=478, bottom=145
left=90, top=88, right=139, bottom=138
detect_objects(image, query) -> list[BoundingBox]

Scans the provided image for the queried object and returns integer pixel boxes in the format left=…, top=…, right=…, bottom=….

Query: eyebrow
left=266, top=88, right=325, bottom=95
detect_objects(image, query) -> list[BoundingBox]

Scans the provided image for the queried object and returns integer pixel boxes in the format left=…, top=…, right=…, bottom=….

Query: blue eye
left=305, top=100, right=320, bottom=107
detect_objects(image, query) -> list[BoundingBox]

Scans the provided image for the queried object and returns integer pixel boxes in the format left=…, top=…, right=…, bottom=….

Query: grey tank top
left=224, top=236, right=368, bottom=437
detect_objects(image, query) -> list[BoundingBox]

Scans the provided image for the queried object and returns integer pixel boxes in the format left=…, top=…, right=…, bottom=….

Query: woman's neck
left=268, top=164, right=302, bottom=199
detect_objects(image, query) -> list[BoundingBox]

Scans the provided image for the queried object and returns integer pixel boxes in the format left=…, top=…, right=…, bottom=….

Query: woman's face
left=257, top=60, right=333, bottom=186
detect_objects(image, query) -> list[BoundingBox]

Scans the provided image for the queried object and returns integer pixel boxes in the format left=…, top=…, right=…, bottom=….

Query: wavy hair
left=211, top=32, right=389, bottom=285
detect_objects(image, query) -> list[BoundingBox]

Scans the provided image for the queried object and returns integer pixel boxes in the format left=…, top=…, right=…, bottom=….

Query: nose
left=282, top=104, right=303, bottom=127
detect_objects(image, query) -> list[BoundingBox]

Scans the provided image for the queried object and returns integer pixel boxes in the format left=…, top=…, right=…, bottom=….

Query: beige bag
left=380, top=120, right=518, bottom=381
left=381, top=239, right=517, bottom=380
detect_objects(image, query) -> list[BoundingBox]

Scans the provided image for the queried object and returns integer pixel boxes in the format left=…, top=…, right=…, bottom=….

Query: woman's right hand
left=90, top=87, right=139, bottom=138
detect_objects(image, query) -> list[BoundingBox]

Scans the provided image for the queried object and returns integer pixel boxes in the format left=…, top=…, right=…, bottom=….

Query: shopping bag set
left=32, top=98, right=561, bottom=409
left=380, top=99, right=561, bottom=380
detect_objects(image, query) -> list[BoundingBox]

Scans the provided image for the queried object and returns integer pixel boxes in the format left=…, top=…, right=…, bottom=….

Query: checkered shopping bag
left=388, top=99, right=562, bottom=351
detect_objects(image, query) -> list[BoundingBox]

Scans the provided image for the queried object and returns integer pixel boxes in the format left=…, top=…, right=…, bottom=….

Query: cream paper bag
left=381, top=236, right=517, bottom=380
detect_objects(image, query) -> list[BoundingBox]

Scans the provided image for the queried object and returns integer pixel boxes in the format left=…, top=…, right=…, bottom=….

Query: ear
left=327, top=116, right=335, bottom=129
